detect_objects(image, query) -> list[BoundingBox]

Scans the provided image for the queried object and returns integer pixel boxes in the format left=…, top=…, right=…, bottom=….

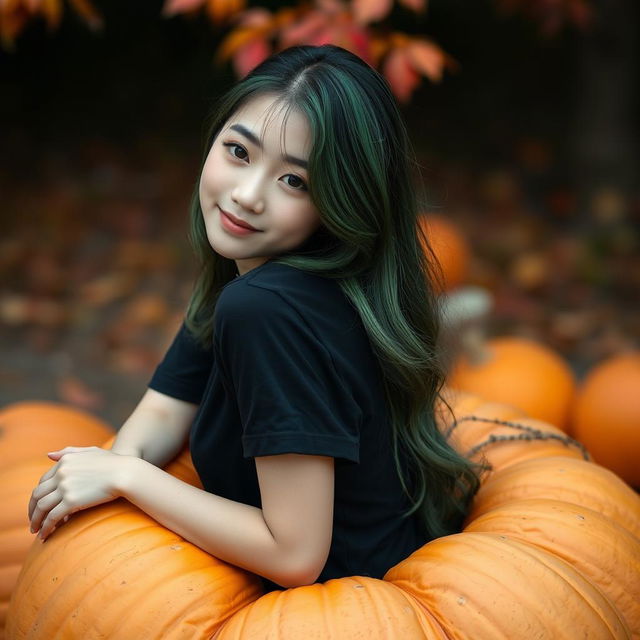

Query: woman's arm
left=118, top=453, right=335, bottom=588
left=30, top=449, right=335, bottom=589
left=109, top=388, right=198, bottom=467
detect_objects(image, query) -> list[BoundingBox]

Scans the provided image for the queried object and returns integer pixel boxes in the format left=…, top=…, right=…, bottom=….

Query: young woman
left=28, top=44, right=483, bottom=592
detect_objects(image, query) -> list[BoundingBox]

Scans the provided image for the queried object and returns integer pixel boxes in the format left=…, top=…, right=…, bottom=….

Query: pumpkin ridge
left=464, top=498, right=640, bottom=636
left=503, top=536, right=630, bottom=639
left=467, top=456, right=640, bottom=540
left=25, top=524, right=188, bottom=636
left=103, top=556, right=253, bottom=639
left=15, top=517, right=170, bottom=616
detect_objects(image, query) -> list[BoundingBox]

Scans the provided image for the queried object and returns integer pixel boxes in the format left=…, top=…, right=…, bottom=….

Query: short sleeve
left=215, top=284, right=362, bottom=462
left=148, top=320, right=213, bottom=405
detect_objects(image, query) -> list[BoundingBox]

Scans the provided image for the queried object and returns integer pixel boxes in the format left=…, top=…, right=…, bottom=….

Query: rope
left=444, top=414, right=591, bottom=461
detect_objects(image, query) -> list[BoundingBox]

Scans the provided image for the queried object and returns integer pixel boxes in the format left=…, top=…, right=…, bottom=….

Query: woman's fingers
left=28, top=476, right=58, bottom=520
left=37, top=501, right=71, bottom=541
left=47, top=446, right=99, bottom=460
left=30, top=488, right=62, bottom=535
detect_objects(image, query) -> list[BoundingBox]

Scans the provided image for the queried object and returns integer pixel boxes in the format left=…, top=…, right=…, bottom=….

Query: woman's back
left=150, top=260, right=428, bottom=590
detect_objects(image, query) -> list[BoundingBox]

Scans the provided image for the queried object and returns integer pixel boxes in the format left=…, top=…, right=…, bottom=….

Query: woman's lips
left=219, top=208, right=260, bottom=235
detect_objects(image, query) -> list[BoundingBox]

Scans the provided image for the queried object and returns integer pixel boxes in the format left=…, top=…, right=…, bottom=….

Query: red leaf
left=383, top=48, right=421, bottom=103
left=279, top=10, right=329, bottom=48
left=233, top=38, right=271, bottom=77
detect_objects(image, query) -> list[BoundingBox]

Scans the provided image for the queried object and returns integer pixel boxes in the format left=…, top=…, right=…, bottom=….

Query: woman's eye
left=284, top=175, right=307, bottom=191
left=223, top=143, right=248, bottom=161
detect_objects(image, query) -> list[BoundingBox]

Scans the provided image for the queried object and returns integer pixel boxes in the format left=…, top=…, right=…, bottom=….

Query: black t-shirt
left=148, top=260, right=428, bottom=591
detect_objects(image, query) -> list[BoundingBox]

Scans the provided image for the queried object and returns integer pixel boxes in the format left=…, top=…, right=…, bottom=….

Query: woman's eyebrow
left=229, top=124, right=308, bottom=170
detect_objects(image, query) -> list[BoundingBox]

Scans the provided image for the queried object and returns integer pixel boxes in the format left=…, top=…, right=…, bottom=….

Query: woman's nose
left=231, top=171, right=266, bottom=214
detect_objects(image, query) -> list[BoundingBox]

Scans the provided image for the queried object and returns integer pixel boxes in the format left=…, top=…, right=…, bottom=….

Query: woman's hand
left=28, top=446, right=133, bottom=542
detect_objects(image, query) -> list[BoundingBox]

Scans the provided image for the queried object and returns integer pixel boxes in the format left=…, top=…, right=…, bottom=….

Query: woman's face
left=199, top=93, right=322, bottom=276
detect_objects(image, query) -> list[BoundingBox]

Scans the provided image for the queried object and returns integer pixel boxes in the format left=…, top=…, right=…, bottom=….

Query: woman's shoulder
left=217, top=261, right=357, bottom=330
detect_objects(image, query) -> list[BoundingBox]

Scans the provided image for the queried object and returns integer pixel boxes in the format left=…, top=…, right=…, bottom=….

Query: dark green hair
left=186, top=44, right=485, bottom=539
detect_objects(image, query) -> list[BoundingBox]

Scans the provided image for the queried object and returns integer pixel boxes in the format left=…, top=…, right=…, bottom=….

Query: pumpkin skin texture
left=385, top=532, right=630, bottom=639
left=0, top=400, right=113, bottom=639
left=0, top=403, right=113, bottom=468
left=570, top=352, right=640, bottom=488
left=214, top=577, right=448, bottom=640
left=448, top=336, right=576, bottom=430
left=467, top=456, right=640, bottom=541
left=0, top=460, right=53, bottom=635
left=7, top=501, right=263, bottom=640
left=417, top=214, right=470, bottom=292
left=465, top=499, right=640, bottom=637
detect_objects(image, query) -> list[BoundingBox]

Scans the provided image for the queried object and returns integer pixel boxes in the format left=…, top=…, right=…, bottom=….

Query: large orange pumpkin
left=448, top=336, right=577, bottom=430
left=417, top=214, right=470, bottom=292
left=5, top=393, right=640, bottom=639
left=569, top=351, right=640, bottom=488
left=0, top=404, right=112, bottom=638
left=465, top=498, right=640, bottom=634
left=0, top=402, right=113, bottom=468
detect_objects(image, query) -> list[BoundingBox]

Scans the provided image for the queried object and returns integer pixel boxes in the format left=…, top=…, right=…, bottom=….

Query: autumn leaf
left=206, top=0, right=245, bottom=25
left=406, top=38, right=457, bottom=82
left=217, top=8, right=275, bottom=63
left=40, top=0, right=63, bottom=29
left=232, top=36, right=271, bottom=76
left=67, top=0, right=102, bottom=30
left=383, top=47, right=421, bottom=103
left=352, top=0, right=393, bottom=26
left=279, top=8, right=330, bottom=48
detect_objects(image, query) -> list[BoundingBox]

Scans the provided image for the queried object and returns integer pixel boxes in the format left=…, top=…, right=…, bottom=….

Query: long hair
left=186, top=44, right=485, bottom=539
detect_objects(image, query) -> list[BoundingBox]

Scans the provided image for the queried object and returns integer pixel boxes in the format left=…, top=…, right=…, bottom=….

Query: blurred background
left=1, top=0, right=638, bottom=430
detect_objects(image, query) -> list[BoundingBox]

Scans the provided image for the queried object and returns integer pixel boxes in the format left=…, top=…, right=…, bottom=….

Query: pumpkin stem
left=440, top=286, right=493, bottom=368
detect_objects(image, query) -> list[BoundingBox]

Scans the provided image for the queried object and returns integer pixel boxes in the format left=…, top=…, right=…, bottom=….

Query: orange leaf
left=206, top=0, right=244, bottom=25
left=40, top=0, right=62, bottom=29
left=352, top=0, right=392, bottom=25
left=383, top=47, right=421, bottom=103
left=216, top=9, right=273, bottom=63
left=162, top=0, right=205, bottom=17
left=406, top=38, right=449, bottom=82
left=67, top=0, right=102, bottom=29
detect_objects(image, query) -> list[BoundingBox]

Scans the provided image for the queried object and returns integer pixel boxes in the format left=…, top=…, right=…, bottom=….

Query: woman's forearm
left=117, top=457, right=315, bottom=588
left=110, top=389, right=197, bottom=467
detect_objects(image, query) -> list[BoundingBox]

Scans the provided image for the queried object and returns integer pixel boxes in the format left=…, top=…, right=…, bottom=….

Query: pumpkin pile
left=5, top=392, right=640, bottom=639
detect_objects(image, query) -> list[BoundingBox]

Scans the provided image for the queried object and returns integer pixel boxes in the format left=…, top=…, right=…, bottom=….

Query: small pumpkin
left=448, top=336, right=576, bottom=430
left=569, top=351, right=640, bottom=488
left=417, top=214, right=470, bottom=292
